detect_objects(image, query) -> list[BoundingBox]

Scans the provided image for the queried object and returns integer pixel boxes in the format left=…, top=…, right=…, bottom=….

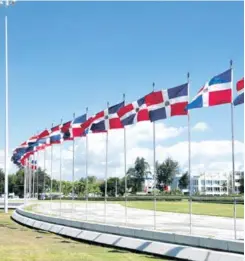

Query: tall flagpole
left=187, top=72, right=192, bottom=234
left=59, top=118, right=63, bottom=216
left=104, top=102, right=109, bottom=223
left=72, top=113, right=75, bottom=213
left=28, top=156, right=31, bottom=199
left=43, top=145, right=46, bottom=197
left=50, top=123, right=54, bottom=207
left=123, top=94, right=128, bottom=225
left=230, top=60, right=237, bottom=240
left=36, top=150, right=39, bottom=198
left=85, top=107, right=89, bottom=221
left=24, top=159, right=27, bottom=205
left=32, top=153, right=35, bottom=198
left=152, top=82, right=157, bottom=230
left=4, top=15, right=9, bottom=213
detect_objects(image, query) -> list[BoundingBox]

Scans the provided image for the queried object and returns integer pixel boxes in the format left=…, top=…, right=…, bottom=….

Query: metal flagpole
left=24, top=159, right=27, bottom=205
left=124, top=125, right=128, bottom=225
left=230, top=60, right=237, bottom=240
left=43, top=146, right=46, bottom=197
left=104, top=102, right=109, bottom=223
left=25, top=159, right=28, bottom=201
left=29, top=156, right=31, bottom=199
left=2, top=0, right=15, bottom=214
left=59, top=118, right=63, bottom=217
left=152, top=82, right=157, bottom=230
left=50, top=123, right=54, bottom=208
left=85, top=107, right=89, bottom=221
left=32, top=154, right=35, bottom=198
left=4, top=15, right=9, bottom=213
left=72, top=113, right=75, bottom=214
left=187, top=72, right=192, bottom=234
left=123, top=94, right=128, bottom=225
left=36, top=150, right=39, bottom=199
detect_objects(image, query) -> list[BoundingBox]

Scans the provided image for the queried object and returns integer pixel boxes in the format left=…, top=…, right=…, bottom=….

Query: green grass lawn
left=0, top=211, right=172, bottom=261
left=117, top=201, right=244, bottom=218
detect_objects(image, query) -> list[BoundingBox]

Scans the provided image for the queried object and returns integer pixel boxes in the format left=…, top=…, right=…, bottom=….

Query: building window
left=214, top=180, right=220, bottom=185
left=201, top=180, right=205, bottom=185
left=206, top=180, right=212, bottom=185
left=192, top=180, right=198, bottom=185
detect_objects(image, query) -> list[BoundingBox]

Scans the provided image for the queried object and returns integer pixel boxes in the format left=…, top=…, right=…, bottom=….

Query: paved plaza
left=33, top=201, right=244, bottom=241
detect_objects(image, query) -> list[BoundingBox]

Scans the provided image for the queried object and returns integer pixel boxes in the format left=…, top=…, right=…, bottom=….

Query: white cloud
left=6, top=121, right=244, bottom=181
left=192, top=122, right=209, bottom=132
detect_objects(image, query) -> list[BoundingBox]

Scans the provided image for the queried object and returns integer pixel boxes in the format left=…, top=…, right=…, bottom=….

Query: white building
left=173, top=171, right=243, bottom=196
left=143, top=178, right=154, bottom=194
left=191, top=171, right=243, bottom=195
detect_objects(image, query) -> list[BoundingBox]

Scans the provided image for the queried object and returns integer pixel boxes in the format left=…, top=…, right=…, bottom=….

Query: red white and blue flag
left=61, top=121, right=73, bottom=140
left=90, top=101, right=125, bottom=131
left=27, top=134, right=39, bottom=145
left=144, top=83, right=188, bottom=122
left=50, top=124, right=62, bottom=144
left=71, top=114, right=87, bottom=137
left=186, top=69, right=232, bottom=110
left=38, top=129, right=50, bottom=140
left=233, top=77, right=244, bottom=106
left=117, top=97, right=149, bottom=126
left=31, top=160, right=37, bottom=170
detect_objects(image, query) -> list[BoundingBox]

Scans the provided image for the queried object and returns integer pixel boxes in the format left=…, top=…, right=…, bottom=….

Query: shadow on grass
left=36, top=230, right=49, bottom=234
left=108, top=249, right=128, bottom=254
left=60, top=240, right=72, bottom=244
left=6, top=226, right=18, bottom=230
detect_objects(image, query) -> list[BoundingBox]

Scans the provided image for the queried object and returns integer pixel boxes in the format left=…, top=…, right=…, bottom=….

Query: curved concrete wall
left=15, top=207, right=244, bottom=254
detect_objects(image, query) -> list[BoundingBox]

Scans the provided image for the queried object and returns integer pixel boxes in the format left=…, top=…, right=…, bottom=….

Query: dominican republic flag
left=117, top=97, right=149, bottom=126
left=71, top=114, right=87, bottom=137
left=50, top=125, right=62, bottom=144
left=31, top=160, right=37, bottom=170
left=36, top=137, right=50, bottom=151
left=27, top=134, right=39, bottom=145
left=233, top=77, right=244, bottom=106
left=144, top=83, right=188, bottom=122
left=186, top=69, right=232, bottom=110
left=13, top=147, right=27, bottom=156
left=19, top=141, right=29, bottom=148
left=60, top=121, right=73, bottom=140
left=38, top=129, right=50, bottom=139
left=90, top=101, right=125, bottom=131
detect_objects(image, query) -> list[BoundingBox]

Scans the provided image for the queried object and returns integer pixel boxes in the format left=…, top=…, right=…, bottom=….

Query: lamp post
left=0, top=0, right=15, bottom=213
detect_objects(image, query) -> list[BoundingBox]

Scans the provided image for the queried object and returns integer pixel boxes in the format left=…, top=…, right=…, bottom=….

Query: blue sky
left=0, top=1, right=243, bottom=163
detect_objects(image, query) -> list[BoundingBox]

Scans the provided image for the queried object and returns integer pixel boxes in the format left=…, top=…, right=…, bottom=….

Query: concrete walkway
left=33, top=201, right=244, bottom=241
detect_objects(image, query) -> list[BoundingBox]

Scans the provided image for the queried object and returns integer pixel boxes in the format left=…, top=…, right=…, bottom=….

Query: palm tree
left=127, top=157, right=151, bottom=193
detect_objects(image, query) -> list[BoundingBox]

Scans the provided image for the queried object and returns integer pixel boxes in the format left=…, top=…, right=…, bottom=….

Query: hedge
left=48, top=195, right=244, bottom=204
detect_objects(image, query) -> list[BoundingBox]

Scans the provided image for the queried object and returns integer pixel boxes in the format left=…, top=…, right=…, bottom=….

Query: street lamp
left=0, top=0, right=15, bottom=213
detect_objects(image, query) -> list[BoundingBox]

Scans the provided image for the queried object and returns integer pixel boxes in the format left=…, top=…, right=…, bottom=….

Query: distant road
left=0, top=199, right=24, bottom=209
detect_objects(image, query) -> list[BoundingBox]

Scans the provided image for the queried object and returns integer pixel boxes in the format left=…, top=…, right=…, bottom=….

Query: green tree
left=9, top=169, right=24, bottom=197
left=239, top=172, right=244, bottom=194
left=74, top=181, right=83, bottom=196
left=99, top=177, right=120, bottom=196
left=127, top=157, right=151, bottom=193
left=156, top=157, right=179, bottom=188
left=62, top=181, right=73, bottom=196
left=0, top=169, right=4, bottom=195
left=178, top=172, right=189, bottom=189
left=34, top=168, right=50, bottom=194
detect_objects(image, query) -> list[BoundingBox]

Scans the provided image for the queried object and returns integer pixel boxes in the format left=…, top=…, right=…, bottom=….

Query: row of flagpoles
left=12, top=61, right=244, bottom=238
